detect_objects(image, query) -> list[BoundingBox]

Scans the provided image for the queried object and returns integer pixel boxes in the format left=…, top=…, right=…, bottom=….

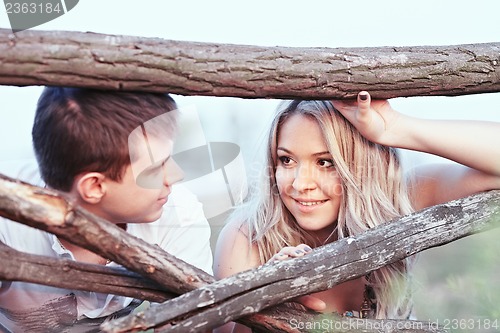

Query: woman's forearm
left=394, top=115, right=500, bottom=176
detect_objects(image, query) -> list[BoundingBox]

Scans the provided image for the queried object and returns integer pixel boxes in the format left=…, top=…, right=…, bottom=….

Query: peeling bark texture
left=0, top=240, right=175, bottom=302
left=103, top=190, right=500, bottom=333
left=1, top=27, right=500, bottom=333
left=0, top=174, right=214, bottom=294
left=1, top=171, right=499, bottom=333
left=1, top=28, right=499, bottom=99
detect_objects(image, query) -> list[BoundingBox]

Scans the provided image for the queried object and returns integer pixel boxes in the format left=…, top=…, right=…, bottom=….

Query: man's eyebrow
left=145, top=156, right=171, bottom=170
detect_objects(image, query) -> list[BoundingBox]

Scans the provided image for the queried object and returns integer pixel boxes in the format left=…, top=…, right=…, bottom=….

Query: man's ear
left=74, top=172, right=107, bottom=204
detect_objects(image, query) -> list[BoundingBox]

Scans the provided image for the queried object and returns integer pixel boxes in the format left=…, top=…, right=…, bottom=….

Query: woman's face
left=275, top=114, right=343, bottom=242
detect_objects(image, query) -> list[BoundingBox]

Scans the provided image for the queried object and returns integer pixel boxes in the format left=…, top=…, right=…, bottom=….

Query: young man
left=0, top=87, right=212, bottom=332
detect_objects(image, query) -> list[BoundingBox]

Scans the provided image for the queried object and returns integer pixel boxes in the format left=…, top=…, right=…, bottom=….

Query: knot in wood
left=197, top=288, right=215, bottom=307
left=187, top=275, right=199, bottom=283
left=433, top=204, right=463, bottom=221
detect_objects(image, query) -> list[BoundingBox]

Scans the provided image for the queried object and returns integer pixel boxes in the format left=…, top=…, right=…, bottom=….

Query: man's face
left=98, top=135, right=184, bottom=224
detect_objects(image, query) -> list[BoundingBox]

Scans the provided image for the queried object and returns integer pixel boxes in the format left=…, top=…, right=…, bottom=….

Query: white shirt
left=0, top=184, right=212, bottom=333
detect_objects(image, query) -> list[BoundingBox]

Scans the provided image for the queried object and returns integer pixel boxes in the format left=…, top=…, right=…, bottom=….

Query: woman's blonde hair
left=230, top=100, right=414, bottom=318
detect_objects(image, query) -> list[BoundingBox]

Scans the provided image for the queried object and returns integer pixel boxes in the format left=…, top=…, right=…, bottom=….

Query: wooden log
left=103, top=190, right=500, bottom=332
left=0, top=174, right=213, bottom=294
left=243, top=306, right=448, bottom=333
left=1, top=29, right=499, bottom=99
left=0, top=240, right=174, bottom=302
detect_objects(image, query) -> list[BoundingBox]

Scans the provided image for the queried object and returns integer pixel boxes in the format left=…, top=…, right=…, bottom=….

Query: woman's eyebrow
left=277, top=147, right=330, bottom=157
left=312, top=151, right=331, bottom=157
left=277, top=147, right=291, bottom=153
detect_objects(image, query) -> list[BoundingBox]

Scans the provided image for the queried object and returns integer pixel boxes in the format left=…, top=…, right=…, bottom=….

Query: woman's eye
left=318, top=159, right=334, bottom=168
left=278, top=156, right=293, bottom=165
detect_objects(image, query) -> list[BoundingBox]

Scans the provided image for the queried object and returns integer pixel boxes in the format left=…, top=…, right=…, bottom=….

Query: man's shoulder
left=0, top=217, right=52, bottom=252
left=0, top=219, right=58, bottom=294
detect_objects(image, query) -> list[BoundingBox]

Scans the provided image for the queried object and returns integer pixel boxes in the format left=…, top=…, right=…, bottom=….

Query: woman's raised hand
left=331, top=91, right=403, bottom=146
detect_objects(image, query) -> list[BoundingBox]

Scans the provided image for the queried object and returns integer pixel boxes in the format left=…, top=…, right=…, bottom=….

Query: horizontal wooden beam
left=1, top=29, right=499, bottom=99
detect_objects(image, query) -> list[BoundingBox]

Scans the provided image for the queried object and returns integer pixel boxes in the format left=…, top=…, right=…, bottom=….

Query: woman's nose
left=292, top=164, right=317, bottom=192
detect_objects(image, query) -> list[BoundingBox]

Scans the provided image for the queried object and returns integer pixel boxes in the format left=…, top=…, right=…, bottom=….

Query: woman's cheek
left=275, top=168, right=293, bottom=196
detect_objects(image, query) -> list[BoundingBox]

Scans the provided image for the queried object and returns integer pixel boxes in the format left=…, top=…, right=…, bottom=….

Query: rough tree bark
left=0, top=240, right=175, bottom=302
left=1, top=28, right=499, bottom=333
left=242, top=307, right=448, bottom=333
left=1, top=28, right=499, bottom=99
left=3, top=174, right=498, bottom=332
left=102, top=190, right=500, bottom=333
left=0, top=173, right=282, bottom=331
left=0, top=174, right=213, bottom=294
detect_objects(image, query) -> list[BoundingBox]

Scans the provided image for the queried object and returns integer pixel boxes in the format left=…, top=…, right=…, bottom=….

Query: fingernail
left=304, top=246, right=312, bottom=252
left=295, top=250, right=304, bottom=255
left=359, top=93, right=368, bottom=101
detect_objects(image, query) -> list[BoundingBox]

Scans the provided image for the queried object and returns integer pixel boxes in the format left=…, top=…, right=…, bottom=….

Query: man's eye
left=143, top=166, right=162, bottom=176
left=135, top=165, right=163, bottom=189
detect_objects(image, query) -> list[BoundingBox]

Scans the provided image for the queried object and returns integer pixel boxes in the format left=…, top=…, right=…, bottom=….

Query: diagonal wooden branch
left=0, top=171, right=463, bottom=333
left=1, top=28, right=499, bottom=99
left=2, top=171, right=498, bottom=333
left=0, top=240, right=175, bottom=302
left=0, top=173, right=287, bottom=330
left=0, top=173, right=213, bottom=294
left=102, top=190, right=500, bottom=333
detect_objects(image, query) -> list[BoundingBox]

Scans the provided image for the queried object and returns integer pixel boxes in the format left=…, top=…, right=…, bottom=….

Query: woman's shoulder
left=216, top=219, right=253, bottom=257
left=220, top=218, right=251, bottom=239
left=214, top=219, right=261, bottom=279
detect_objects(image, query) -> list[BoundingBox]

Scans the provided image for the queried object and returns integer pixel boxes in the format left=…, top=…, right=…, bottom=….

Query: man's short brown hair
left=32, top=87, right=177, bottom=191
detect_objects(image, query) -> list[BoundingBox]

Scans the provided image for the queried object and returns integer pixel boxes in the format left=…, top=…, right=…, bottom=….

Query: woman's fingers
left=296, top=244, right=313, bottom=253
left=356, top=91, right=372, bottom=121
left=333, top=91, right=396, bottom=144
left=331, top=91, right=373, bottom=126
left=331, top=99, right=358, bottom=120
left=269, top=244, right=312, bottom=262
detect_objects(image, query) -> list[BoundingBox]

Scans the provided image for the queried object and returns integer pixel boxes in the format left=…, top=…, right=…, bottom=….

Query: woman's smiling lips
left=292, top=198, right=329, bottom=211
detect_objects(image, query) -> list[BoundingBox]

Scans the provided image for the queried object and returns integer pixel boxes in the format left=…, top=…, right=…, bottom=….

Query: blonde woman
left=214, top=92, right=500, bottom=332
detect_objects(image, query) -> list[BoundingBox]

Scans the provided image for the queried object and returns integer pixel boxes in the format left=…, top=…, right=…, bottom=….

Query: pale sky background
left=1, top=0, right=500, bottom=320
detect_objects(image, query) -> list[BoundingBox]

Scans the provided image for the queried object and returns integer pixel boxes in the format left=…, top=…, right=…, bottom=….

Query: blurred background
left=1, top=0, right=499, bottom=329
